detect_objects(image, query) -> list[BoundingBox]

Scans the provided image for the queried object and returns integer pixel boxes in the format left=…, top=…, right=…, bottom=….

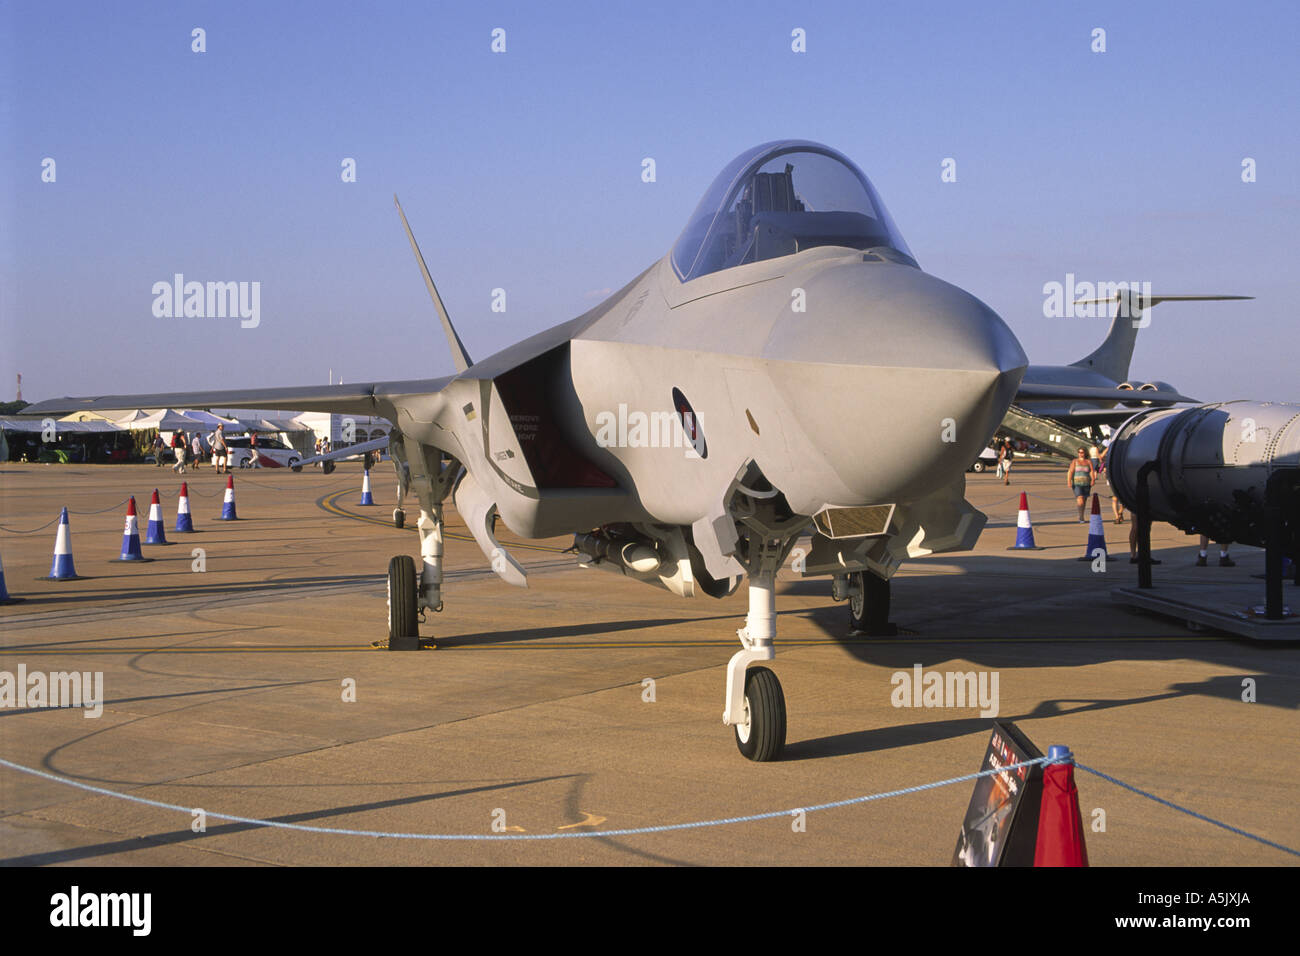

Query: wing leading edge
left=1013, top=382, right=1197, bottom=405
left=22, top=377, right=454, bottom=420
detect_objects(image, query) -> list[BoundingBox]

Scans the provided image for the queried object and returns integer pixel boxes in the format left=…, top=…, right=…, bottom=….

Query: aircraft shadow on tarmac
left=2, top=573, right=384, bottom=608
left=439, top=613, right=739, bottom=647
left=781, top=681, right=1250, bottom=761
left=780, top=549, right=1299, bottom=723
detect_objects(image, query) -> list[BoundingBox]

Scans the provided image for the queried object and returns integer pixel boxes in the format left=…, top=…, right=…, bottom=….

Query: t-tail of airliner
left=1070, top=290, right=1253, bottom=385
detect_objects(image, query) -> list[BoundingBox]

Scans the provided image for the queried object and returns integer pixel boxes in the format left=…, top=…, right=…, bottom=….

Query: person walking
left=171, top=430, right=188, bottom=474
left=996, top=438, right=1014, bottom=485
left=191, top=432, right=204, bottom=471
left=211, top=424, right=228, bottom=474
left=1066, top=447, right=1095, bottom=522
left=1100, top=442, right=1124, bottom=524
left=152, top=433, right=165, bottom=466
left=247, top=430, right=261, bottom=468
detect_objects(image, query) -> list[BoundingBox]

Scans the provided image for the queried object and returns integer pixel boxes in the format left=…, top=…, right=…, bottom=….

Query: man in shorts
left=211, top=424, right=228, bottom=474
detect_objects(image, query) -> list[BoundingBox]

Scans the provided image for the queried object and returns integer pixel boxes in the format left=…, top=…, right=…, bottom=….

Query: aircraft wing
left=1051, top=406, right=1159, bottom=424
left=1014, top=383, right=1198, bottom=405
left=21, top=378, right=454, bottom=420
left=292, top=435, right=391, bottom=471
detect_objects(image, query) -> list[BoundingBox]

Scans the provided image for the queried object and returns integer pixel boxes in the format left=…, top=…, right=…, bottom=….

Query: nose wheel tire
left=386, top=555, right=419, bottom=649
left=393, top=509, right=405, bottom=529
left=733, top=666, right=786, bottom=761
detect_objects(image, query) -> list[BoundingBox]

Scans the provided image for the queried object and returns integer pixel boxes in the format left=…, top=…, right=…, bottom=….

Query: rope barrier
left=0, top=755, right=1056, bottom=841
left=0, top=498, right=131, bottom=534
left=2, top=751, right=1292, bottom=856
left=1076, top=762, right=1300, bottom=858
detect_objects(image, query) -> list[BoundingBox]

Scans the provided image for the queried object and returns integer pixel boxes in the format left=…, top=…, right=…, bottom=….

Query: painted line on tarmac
left=6, top=633, right=1225, bottom=655
left=316, top=489, right=569, bottom=555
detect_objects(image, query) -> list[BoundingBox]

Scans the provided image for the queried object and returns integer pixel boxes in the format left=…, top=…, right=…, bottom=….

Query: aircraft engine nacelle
left=1116, top=382, right=1145, bottom=408
left=1107, top=400, right=1300, bottom=548
left=1136, top=381, right=1178, bottom=406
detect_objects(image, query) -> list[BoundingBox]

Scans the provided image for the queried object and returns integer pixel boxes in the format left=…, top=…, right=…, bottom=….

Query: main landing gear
left=845, top=569, right=897, bottom=637
left=384, top=438, right=458, bottom=651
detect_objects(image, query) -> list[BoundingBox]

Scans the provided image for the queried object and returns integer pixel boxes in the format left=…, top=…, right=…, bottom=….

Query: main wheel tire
left=387, top=555, right=418, bottom=643
left=849, top=570, right=897, bottom=636
left=393, top=509, right=405, bottom=529
left=734, top=666, right=786, bottom=761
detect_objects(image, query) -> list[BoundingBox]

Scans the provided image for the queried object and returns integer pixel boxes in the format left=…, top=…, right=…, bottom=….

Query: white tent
left=233, top=416, right=311, bottom=433
left=121, top=409, right=210, bottom=432
left=113, top=409, right=151, bottom=424
left=0, top=417, right=120, bottom=433
left=180, top=409, right=241, bottom=430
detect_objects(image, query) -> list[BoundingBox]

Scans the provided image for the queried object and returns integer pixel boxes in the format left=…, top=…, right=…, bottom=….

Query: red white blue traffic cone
left=1077, top=494, right=1108, bottom=562
left=219, top=475, right=238, bottom=520
left=144, top=488, right=171, bottom=545
left=1007, top=492, right=1044, bottom=550
left=0, top=548, right=22, bottom=603
left=359, top=468, right=375, bottom=506
left=114, top=496, right=152, bottom=562
left=175, top=482, right=195, bottom=532
left=46, top=508, right=80, bottom=580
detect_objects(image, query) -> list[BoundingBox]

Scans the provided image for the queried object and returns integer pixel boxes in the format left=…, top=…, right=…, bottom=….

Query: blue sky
left=3, top=0, right=1296, bottom=400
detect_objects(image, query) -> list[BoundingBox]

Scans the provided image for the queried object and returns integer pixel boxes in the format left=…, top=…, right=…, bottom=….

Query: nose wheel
left=733, top=666, right=786, bottom=761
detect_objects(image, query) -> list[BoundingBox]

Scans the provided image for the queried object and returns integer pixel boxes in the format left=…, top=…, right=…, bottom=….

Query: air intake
left=812, top=504, right=895, bottom=539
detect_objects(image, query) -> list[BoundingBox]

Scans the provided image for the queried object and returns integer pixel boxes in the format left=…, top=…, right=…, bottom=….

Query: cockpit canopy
left=670, top=140, right=914, bottom=282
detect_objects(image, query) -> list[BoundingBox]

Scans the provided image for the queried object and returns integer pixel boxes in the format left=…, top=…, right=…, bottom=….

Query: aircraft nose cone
left=768, top=260, right=1026, bottom=504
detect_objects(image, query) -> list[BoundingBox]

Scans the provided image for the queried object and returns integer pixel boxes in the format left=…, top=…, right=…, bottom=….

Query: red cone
left=1034, top=753, right=1089, bottom=866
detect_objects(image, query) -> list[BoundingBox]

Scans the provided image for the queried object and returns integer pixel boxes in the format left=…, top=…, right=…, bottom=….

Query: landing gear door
left=459, top=380, right=537, bottom=495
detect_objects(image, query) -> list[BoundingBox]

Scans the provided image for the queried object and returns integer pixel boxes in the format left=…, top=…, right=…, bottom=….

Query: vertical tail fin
left=1070, top=292, right=1251, bottom=383
left=394, top=194, right=473, bottom=374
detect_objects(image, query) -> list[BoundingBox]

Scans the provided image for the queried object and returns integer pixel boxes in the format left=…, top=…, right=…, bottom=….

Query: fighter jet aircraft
left=27, top=139, right=1203, bottom=760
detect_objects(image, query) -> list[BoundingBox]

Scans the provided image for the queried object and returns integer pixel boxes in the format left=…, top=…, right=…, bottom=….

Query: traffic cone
left=1034, top=746, right=1089, bottom=866
left=218, top=475, right=238, bottom=520
left=359, top=468, right=375, bottom=506
left=114, top=496, right=152, bottom=561
left=1076, top=494, right=1108, bottom=562
left=1006, top=492, right=1044, bottom=550
left=0, top=548, right=22, bottom=603
left=175, top=482, right=195, bottom=532
left=144, top=489, right=171, bottom=545
left=46, top=508, right=80, bottom=580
